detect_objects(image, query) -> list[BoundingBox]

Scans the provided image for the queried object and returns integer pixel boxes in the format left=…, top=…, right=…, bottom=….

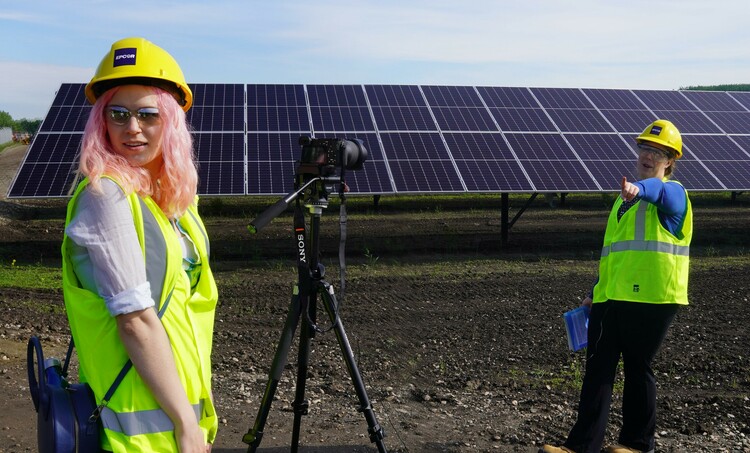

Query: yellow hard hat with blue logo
left=85, top=37, right=193, bottom=111
left=636, top=119, right=682, bottom=158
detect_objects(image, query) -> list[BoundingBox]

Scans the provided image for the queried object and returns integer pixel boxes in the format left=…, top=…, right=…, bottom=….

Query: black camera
left=297, top=136, right=368, bottom=176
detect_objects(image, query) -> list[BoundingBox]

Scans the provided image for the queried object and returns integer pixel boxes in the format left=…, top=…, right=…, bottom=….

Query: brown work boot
left=604, top=444, right=653, bottom=453
left=538, top=445, right=576, bottom=453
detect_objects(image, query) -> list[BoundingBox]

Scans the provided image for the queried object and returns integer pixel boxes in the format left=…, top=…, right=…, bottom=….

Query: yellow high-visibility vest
left=593, top=181, right=692, bottom=305
left=62, top=178, right=218, bottom=451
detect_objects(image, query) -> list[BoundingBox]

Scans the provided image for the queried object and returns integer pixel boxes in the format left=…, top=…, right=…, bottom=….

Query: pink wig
left=79, top=86, right=198, bottom=218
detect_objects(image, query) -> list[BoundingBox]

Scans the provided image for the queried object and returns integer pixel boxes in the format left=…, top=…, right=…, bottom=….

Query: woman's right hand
left=174, top=421, right=208, bottom=453
left=581, top=296, right=593, bottom=309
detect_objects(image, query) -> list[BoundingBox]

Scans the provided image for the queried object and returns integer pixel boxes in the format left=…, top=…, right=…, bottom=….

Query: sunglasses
left=106, top=106, right=161, bottom=126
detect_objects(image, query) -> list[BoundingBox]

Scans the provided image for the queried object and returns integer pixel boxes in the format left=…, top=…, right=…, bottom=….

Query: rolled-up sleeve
left=65, top=179, right=155, bottom=316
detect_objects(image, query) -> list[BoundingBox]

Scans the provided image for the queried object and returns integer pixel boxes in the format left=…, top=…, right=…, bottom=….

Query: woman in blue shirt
left=541, top=120, right=692, bottom=453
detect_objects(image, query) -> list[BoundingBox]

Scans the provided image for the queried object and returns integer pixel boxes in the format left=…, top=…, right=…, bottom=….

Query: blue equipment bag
left=27, top=336, right=100, bottom=453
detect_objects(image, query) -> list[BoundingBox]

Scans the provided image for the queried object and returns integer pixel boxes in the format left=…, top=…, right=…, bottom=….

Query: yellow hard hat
left=85, top=37, right=193, bottom=111
left=636, top=119, right=682, bottom=158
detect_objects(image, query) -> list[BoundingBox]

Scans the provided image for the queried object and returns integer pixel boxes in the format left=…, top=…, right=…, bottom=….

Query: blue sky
left=2, top=0, right=749, bottom=120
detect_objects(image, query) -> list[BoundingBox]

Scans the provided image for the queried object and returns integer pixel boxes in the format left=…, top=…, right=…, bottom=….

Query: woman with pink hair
left=62, top=37, right=218, bottom=452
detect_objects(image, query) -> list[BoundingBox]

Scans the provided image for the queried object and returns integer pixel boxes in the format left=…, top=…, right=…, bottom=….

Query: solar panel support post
left=243, top=179, right=388, bottom=453
left=500, top=193, right=540, bottom=246
left=501, top=193, right=509, bottom=246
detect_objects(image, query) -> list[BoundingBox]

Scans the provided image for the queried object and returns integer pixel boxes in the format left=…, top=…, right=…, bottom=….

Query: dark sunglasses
left=106, top=106, right=161, bottom=126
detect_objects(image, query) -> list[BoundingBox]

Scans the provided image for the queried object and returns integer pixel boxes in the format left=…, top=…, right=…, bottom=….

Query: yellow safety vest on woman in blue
left=593, top=179, right=693, bottom=305
left=62, top=178, right=218, bottom=451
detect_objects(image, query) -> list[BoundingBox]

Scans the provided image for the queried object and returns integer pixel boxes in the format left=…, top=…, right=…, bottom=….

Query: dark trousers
left=564, top=300, right=679, bottom=453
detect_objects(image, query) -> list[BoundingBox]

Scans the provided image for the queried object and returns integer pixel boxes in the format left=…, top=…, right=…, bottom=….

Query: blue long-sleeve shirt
left=631, top=177, right=689, bottom=237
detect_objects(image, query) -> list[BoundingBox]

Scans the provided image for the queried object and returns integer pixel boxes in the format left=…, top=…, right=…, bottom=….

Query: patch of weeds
left=364, top=248, right=379, bottom=266
left=537, top=357, right=586, bottom=392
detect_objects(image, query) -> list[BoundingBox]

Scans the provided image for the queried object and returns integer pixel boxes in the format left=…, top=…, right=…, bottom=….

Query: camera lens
left=340, top=139, right=368, bottom=170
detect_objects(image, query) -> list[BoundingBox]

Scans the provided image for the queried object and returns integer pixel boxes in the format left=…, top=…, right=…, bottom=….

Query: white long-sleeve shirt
left=65, top=179, right=155, bottom=316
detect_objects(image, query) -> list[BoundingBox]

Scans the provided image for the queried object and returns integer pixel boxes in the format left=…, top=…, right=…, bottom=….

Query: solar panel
left=670, top=160, right=725, bottom=190
left=490, top=107, right=556, bottom=132
left=457, top=160, right=534, bottom=192
left=477, top=86, right=539, bottom=108
left=308, top=84, right=374, bottom=132
left=584, top=160, right=639, bottom=192
left=545, top=109, right=614, bottom=133
left=633, top=90, right=697, bottom=111
left=702, top=160, right=750, bottom=188
left=704, top=111, right=750, bottom=134
left=504, top=133, right=600, bottom=191
left=564, top=133, right=635, bottom=161
left=10, top=83, right=750, bottom=199
left=727, top=92, right=750, bottom=110
left=530, top=88, right=588, bottom=109
left=442, top=133, right=515, bottom=160
left=681, top=90, right=746, bottom=112
left=683, top=135, right=750, bottom=160
left=598, top=109, right=656, bottom=134
left=582, top=88, right=646, bottom=110
left=194, top=133, right=244, bottom=195
left=650, top=110, right=722, bottom=134
left=365, top=85, right=426, bottom=107
left=505, top=133, right=579, bottom=161
left=444, top=132, right=533, bottom=192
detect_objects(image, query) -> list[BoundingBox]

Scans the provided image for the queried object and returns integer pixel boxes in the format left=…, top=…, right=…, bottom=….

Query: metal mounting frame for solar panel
left=9, top=83, right=750, bottom=199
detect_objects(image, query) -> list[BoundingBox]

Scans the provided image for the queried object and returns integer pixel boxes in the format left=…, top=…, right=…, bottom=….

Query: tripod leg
left=243, top=287, right=303, bottom=452
left=319, top=283, right=388, bottom=453
left=290, top=292, right=316, bottom=452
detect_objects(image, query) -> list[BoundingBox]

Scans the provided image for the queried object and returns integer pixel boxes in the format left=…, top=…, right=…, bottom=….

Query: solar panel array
left=9, top=83, right=750, bottom=198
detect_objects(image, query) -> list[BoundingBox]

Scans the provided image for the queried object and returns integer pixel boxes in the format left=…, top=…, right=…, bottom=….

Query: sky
left=2, top=0, right=750, bottom=120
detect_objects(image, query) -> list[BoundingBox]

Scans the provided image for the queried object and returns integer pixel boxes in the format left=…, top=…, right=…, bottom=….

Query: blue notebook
left=563, top=306, right=590, bottom=351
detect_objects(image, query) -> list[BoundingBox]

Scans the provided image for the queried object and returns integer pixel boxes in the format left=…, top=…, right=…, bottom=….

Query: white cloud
left=0, top=61, right=92, bottom=119
left=2, top=0, right=750, bottom=118
left=273, top=0, right=750, bottom=68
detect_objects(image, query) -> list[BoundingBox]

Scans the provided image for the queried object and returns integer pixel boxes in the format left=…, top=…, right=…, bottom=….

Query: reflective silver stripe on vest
left=601, top=199, right=689, bottom=258
left=186, top=208, right=210, bottom=258
left=100, top=400, right=205, bottom=435
left=601, top=240, right=690, bottom=257
left=139, top=198, right=167, bottom=306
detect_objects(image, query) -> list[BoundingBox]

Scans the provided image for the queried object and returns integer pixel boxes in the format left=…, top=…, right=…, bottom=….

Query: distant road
left=0, top=145, right=27, bottom=199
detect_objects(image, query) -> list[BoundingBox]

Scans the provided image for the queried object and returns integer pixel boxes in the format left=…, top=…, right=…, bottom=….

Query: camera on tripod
left=296, top=136, right=368, bottom=177
left=244, top=135, right=388, bottom=453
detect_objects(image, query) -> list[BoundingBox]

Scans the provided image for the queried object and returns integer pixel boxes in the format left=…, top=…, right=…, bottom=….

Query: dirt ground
left=1, top=145, right=749, bottom=452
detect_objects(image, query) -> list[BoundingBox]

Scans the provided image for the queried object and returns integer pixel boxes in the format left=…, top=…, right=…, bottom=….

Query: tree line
left=681, top=84, right=750, bottom=91
left=0, top=110, right=42, bottom=136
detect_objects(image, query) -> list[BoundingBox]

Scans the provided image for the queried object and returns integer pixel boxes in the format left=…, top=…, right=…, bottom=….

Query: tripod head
left=247, top=174, right=341, bottom=234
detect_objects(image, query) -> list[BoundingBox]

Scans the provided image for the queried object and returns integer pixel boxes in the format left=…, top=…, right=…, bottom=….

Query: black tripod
left=242, top=176, right=387, bottom=453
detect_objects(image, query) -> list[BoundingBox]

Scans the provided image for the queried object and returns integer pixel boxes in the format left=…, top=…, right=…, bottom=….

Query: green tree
left=15, top=118, right=42, bottom=134
left=0, top=110, right=13, bottom=128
